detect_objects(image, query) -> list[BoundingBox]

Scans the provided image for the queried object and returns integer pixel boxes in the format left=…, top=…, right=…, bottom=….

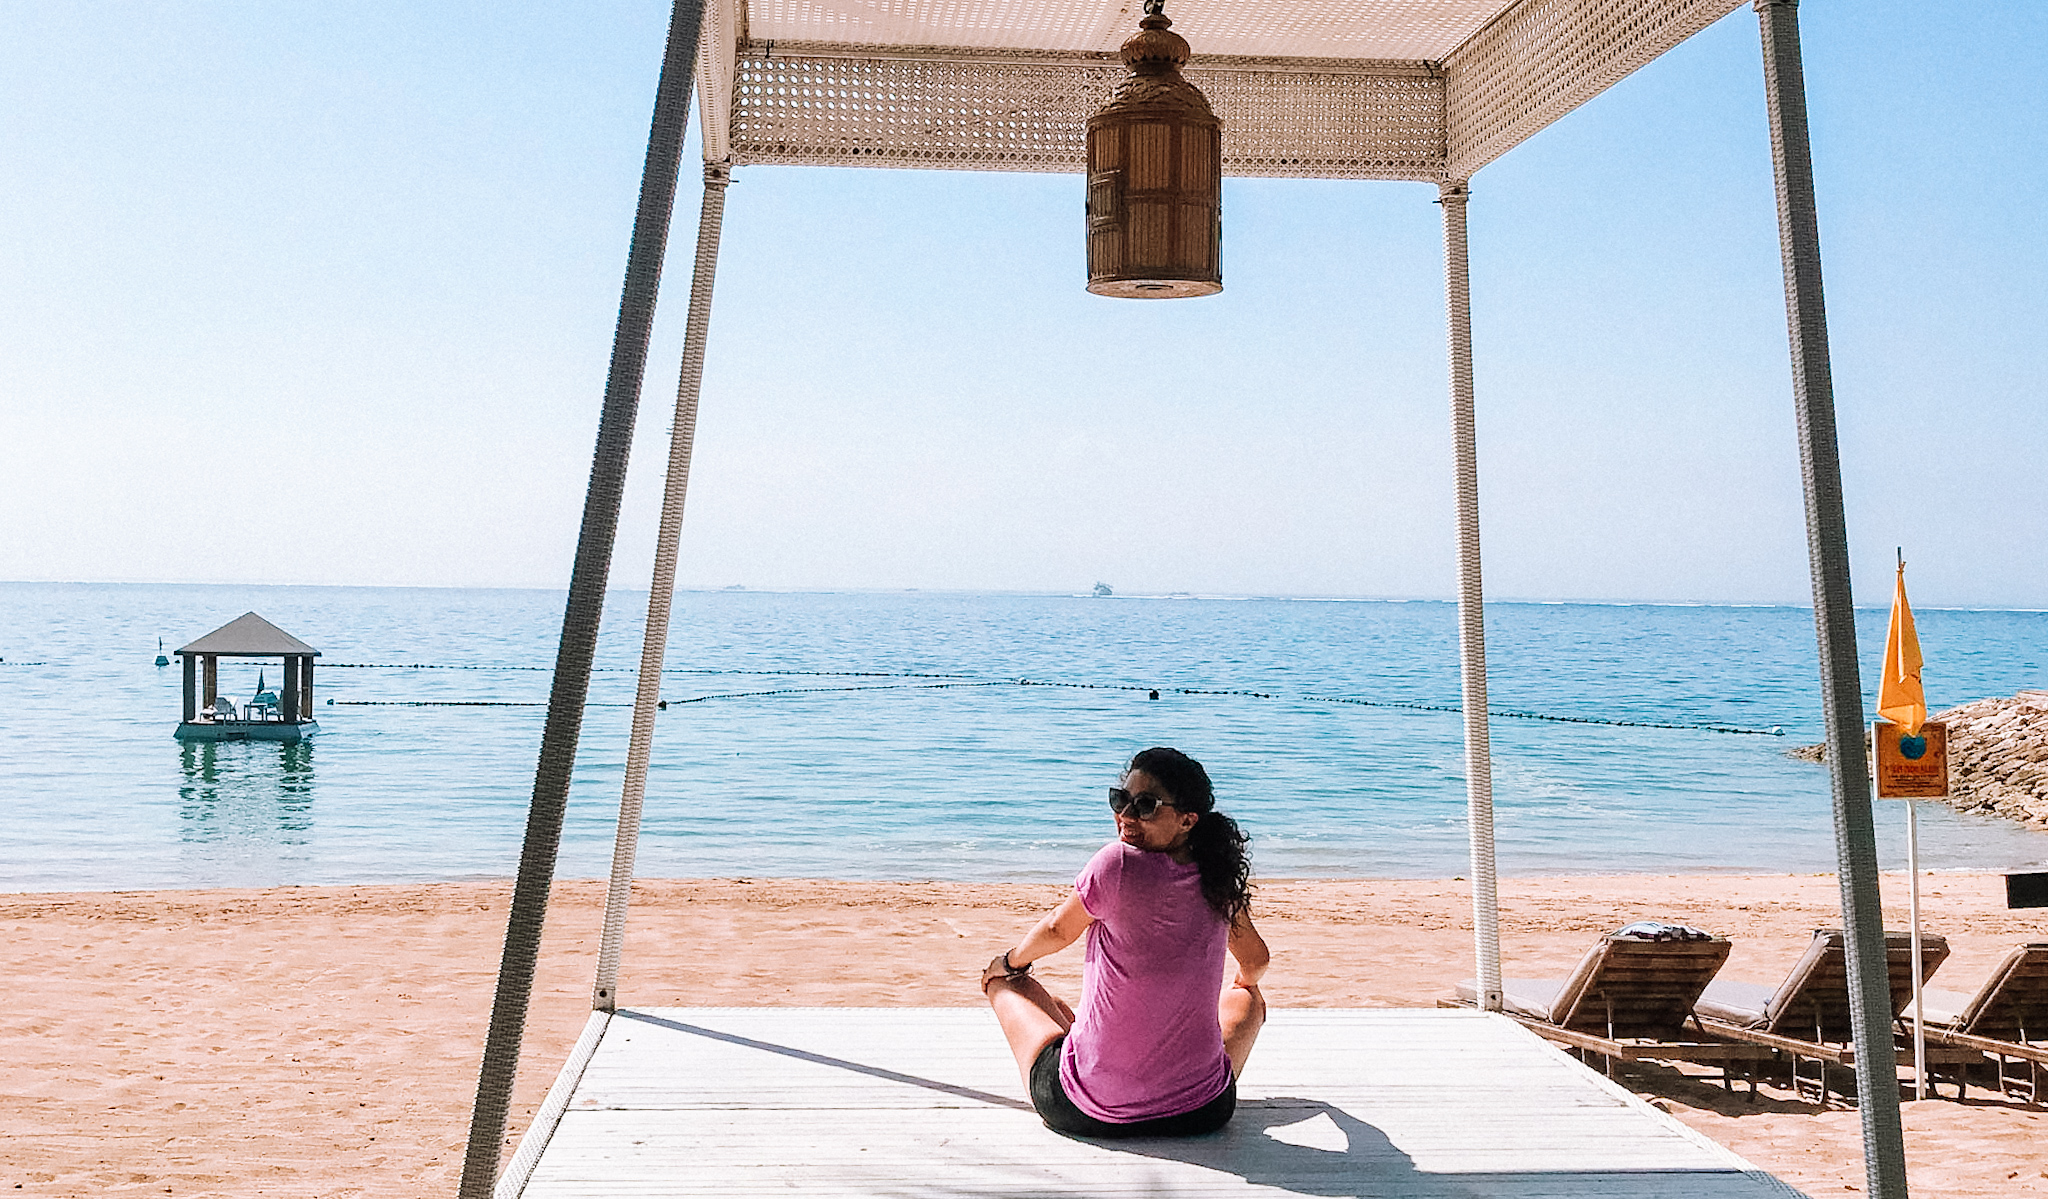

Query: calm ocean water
left=2, top=582, right=2046, bottom=891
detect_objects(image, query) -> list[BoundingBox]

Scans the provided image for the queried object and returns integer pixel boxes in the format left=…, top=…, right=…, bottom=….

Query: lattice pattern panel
left=1442, top=0, right=1745, bottom=178
left=742, top=0, right=1512, bottom=60
left=727, top=50, right=1447, bottom=179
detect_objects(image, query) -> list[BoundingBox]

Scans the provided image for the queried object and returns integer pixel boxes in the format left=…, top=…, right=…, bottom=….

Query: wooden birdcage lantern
left=1085, top=1, right=1222, bottom=298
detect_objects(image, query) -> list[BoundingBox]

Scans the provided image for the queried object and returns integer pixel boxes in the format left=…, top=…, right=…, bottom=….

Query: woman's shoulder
left=1087, top=840, right=1202, bottom=885
left=1079, top=839, right=1133, bottom=880
left=1075, top=840, right=1137, bottom=906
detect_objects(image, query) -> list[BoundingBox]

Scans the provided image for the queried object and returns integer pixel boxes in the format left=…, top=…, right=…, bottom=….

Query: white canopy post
left=594, top=161, right=736, bottom=1014
left=1440, top=178, right=1502, bottom=1013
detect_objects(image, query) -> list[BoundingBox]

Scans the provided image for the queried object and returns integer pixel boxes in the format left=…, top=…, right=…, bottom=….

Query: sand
left=3, top=872, right=2044, bottom=1198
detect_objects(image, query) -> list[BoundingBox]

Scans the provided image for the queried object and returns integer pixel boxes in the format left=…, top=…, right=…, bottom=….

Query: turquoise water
left=2, top=582, right=2046, bottom=890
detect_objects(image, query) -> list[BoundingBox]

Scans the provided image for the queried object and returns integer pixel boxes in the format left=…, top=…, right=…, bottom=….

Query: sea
left=2, top=582, right=2046, bottom=892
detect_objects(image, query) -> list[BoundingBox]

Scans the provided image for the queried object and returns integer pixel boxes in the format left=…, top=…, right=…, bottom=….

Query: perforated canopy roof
left=691, top=0, right=1745, bottom=180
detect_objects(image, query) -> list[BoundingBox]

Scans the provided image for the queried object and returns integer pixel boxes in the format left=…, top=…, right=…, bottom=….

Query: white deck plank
left=519, top=1008, right=1806, bottom=1198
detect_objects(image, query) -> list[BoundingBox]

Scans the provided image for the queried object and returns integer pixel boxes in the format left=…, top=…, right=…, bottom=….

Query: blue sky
left=3, top=2, right=2043, bottom=605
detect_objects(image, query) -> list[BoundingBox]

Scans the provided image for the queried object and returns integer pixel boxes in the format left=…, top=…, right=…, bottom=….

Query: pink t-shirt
left=1058, top=841, right=1234, bottom=1123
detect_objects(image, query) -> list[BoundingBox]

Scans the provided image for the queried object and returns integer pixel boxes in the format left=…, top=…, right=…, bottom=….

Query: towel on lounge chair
left=1614, top=920, right=1714, bottom=942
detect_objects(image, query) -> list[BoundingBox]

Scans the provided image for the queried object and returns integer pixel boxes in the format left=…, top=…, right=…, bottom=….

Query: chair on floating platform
left=249, top=671, right=280, bottom=720
left=1692, top=928, right=1963, bottom=1103
left=1443, top=924, right=1775, bottom=1090
left=1910, top=942, right=2048, bottom=1100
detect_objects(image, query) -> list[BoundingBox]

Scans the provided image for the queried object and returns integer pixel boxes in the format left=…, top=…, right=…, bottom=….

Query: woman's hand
left=982, top=952, right=1020, bottom=989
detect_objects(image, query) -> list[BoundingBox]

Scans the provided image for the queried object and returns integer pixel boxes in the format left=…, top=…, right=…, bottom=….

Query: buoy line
left=321, top=662, right=980, bottom=679
left=323, top=670, right=1783, bottom=736
left=331, top=681, right=1007, bottom=708
left=333, top=700, right=635, bottom=707
left=1300, top=693, right=1781, bottom=736
left=661, top=680, right=1010, bottom=705
left=1009, top=679, right=1782, bottom=736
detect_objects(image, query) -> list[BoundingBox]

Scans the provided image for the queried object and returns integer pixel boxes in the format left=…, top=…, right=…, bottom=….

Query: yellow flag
left=1877, top=560, right=1925, bottom=736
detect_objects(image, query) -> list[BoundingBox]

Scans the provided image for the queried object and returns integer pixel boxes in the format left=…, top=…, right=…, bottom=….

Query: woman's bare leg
left=984, top=974, right=1074, bottom=1086
left=1220, top=983, right=1266, bottom=1079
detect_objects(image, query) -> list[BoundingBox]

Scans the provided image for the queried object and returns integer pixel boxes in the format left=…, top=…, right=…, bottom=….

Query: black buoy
left=154, top=637, right=169, bottom=668
left=1148, top=689, right=1159, bottom=700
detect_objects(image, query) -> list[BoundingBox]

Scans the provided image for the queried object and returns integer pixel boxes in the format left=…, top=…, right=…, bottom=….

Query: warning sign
left=1872, top=720, right=1949, bottom=799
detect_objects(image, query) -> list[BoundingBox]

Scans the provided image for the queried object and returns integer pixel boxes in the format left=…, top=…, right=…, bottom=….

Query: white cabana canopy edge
left=692, top=0, right=1745, bottom=179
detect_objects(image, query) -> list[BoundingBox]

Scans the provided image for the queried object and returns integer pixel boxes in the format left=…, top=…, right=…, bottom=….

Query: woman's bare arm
left=1227, top=911, right=1270, bottom=989
left=983, top=893, right=1094, bottom=986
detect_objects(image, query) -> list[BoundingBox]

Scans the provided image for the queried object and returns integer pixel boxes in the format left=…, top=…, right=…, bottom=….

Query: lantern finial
left=1083, top=1, right=1222, bottom=298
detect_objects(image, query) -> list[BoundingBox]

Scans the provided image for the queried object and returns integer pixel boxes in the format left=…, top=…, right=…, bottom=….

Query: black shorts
left=1028, top=1036, right=1236, bottom=1138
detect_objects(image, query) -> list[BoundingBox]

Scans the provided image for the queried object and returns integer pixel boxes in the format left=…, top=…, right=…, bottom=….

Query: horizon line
left=2, top=578, right=2043, bottom=614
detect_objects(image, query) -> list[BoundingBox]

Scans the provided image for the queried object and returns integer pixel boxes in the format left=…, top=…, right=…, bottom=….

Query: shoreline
left=6, top=859, right=2036, bottom=898
left=4, top=874, right=2044, bottom=1196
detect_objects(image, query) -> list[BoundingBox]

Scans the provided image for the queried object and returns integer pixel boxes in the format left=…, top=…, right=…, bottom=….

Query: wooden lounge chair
left=1910, top=942, right=2048, bottom=1100
left=1693, top=928, right=1961, bottom=1103
left=1443, top=931, right=1775, bottom=1089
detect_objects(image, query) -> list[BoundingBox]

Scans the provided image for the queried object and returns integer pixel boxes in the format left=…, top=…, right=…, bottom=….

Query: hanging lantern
left=1085, top=0, right=1222, bottom=298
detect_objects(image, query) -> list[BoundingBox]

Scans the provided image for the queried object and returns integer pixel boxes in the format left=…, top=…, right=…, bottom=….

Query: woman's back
left=1061, top=841, right=1233, bottom=1123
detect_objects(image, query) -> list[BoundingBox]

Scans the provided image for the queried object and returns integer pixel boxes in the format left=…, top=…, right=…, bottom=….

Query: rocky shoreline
left=1788, top=691, right=2048, bottom=827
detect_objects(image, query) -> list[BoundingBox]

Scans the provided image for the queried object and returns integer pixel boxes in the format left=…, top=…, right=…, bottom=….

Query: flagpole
left=1907, top=795, right=1926, bottom=1099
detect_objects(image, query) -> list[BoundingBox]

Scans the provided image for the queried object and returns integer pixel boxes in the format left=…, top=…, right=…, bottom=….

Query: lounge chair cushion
left=1940, top=942, right=2048, bottom=1037
left=1453, top=935, right=1613, bottom=1024
left=1454, top=978, right=1570, bottom=1023
left=1457, top=933, right=1729, bottom=1036
left=1912, top=987, right=1972, bottom=1029
left=1695, top=928, right=1950, bottom=1041
left=1694, top=979, right=1776, bottom=1027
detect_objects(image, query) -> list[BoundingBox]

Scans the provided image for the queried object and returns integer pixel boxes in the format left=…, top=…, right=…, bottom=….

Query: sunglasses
left=1108, top=786, right=1175, bottom=820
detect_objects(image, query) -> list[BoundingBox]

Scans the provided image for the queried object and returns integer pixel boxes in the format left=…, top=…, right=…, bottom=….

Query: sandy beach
left=3, top=872, right=2044, bottom=1198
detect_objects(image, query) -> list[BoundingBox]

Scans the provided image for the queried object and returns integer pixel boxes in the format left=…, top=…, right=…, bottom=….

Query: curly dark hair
left=1127, top=746, right=1252, bottom=924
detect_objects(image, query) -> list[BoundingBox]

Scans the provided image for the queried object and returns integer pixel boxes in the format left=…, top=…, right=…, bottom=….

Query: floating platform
left=174, top=719, right=318, bottom=743
left=502, top=1007, right=1805, bottom=1198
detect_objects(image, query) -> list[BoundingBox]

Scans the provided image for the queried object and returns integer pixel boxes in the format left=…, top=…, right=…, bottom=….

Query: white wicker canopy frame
left=461, top=4, right=1912, bottom=1199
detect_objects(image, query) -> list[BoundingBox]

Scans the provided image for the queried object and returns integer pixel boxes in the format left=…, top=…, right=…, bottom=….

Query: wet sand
left=3, top=873, right=2044, bottom=1197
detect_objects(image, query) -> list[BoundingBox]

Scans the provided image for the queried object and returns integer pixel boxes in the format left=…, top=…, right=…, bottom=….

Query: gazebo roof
left=177, top=612, right=320, bottom=658
left=693, top=0, right=1744, bottom=180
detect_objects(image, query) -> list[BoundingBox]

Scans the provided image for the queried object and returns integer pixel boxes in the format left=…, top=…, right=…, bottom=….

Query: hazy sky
left=4, top=3, right=2043, bottom=606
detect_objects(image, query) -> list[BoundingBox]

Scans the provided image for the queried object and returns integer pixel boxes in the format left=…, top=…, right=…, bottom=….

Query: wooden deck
left=510, top=1008, right=1806, bottom=1198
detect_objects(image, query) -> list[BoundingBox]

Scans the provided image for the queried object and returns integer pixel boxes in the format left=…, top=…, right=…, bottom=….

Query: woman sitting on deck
left=982, top=746, right=1269, bottom=1137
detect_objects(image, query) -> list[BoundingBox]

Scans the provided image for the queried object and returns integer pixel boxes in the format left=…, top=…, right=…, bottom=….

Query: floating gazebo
left=173, top=612, right=320, bottom=742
